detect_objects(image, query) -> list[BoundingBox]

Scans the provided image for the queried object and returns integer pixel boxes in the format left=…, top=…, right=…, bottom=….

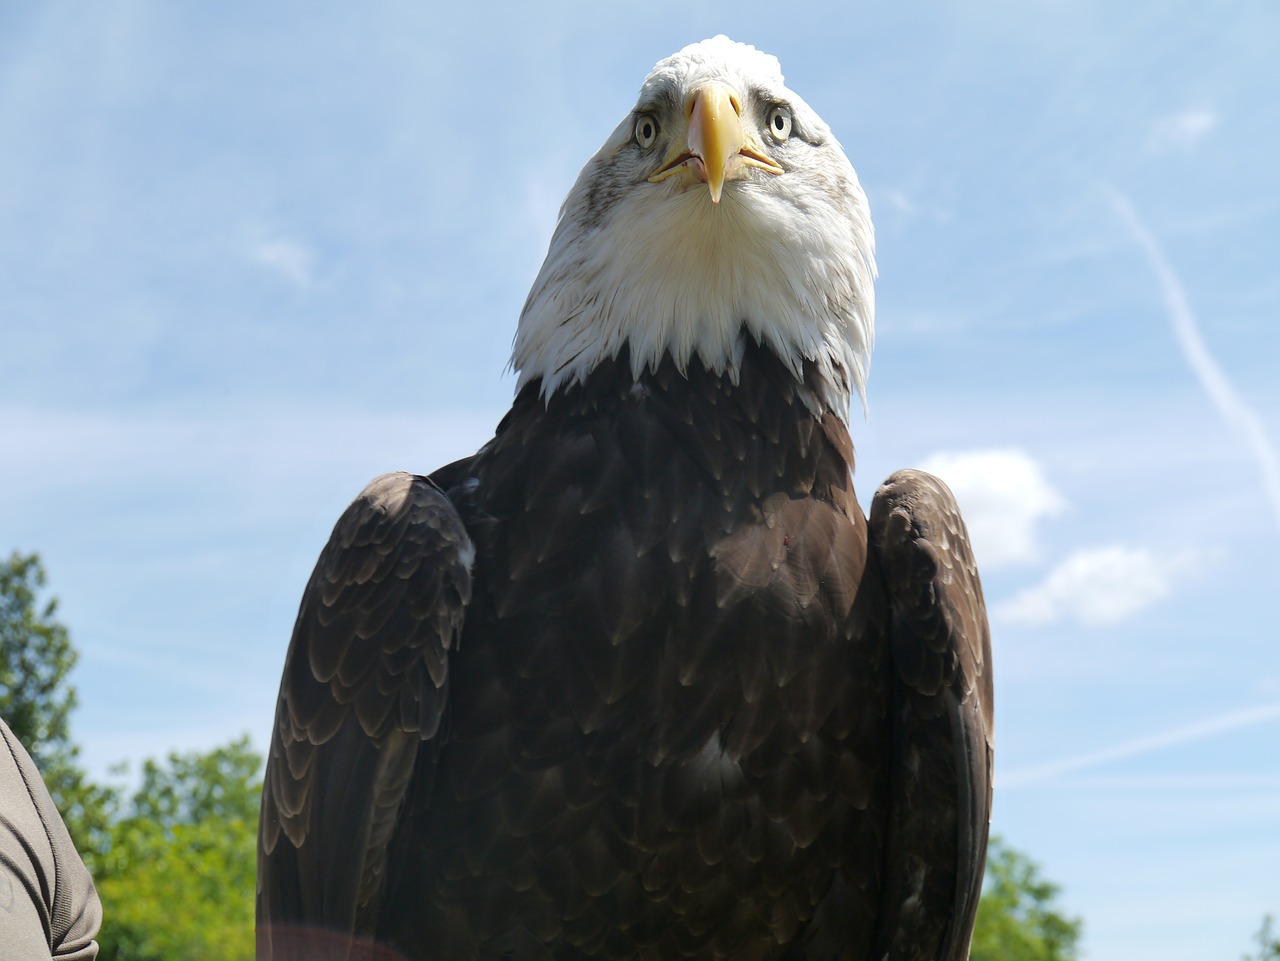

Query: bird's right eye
left=635, top=114, right=659, bottom=149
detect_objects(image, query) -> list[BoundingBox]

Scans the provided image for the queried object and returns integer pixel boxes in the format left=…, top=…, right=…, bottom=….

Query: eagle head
left=512, top=36, right=877, bottom=420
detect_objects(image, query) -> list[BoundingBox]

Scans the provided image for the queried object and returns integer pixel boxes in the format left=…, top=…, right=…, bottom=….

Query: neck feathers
left=511, top=168, right=875, bottom=424
left=505, top=341, right=858, bottom=485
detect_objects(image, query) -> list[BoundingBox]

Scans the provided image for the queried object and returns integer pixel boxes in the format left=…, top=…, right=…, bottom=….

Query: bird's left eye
left=635, top=114, right=659, bottom=149
left=766, top=105, right=793, bottom=141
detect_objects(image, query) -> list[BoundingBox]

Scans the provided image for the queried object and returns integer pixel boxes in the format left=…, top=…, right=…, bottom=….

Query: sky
left=2, top=2, right=1278, bottom=958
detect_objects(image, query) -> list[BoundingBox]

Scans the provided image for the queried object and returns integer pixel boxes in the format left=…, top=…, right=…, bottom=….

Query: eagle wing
left=257, top=471, right=473, bottom=958
left=867, top=469, right=994, bottom=961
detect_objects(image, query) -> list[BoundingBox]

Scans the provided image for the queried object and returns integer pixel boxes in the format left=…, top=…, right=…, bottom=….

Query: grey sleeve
left=0, top=719, right=102, bottom=960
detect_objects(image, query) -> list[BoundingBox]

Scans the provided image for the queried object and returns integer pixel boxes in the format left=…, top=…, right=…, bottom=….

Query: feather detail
left=512, top=38, right=875, bottom=422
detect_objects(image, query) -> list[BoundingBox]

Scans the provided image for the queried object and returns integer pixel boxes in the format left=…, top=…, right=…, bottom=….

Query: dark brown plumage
left=259, top=34, right=992, bottom=961
left=258, top=342, right=992, bottom=961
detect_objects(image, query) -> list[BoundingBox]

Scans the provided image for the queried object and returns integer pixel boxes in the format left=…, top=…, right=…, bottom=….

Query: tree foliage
left=95, top=737, right=260, bottom=961
left=971, top=836, right=1083, bottom=961
left=1245, top=915, right=1280, bottom=961
left=0, top=550, right=82, bottom=787
left=0, top=550, right=115, bottom=862
left=1, top=551, right=259, bottom=960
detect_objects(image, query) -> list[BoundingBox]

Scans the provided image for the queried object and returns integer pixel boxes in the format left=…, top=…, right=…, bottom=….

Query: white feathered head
left=513, top=36, right=877, bottom=420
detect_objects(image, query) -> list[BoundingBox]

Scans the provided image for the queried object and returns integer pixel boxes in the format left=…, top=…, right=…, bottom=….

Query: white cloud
left=250, top=237, right=315, bottom=287
left=1109, top=188, right=1280, bottom=534
left=917, top=448, right=1066, bottom=569
left=1000, top=702, right=1280, bottom=788
left=1147, top=106, right=1217, bottom=152
left=882, top=188, right=917, bottom=216
left=875, top=187, right=952, bottom=225
left=994, top=544, right=1197, bottom=627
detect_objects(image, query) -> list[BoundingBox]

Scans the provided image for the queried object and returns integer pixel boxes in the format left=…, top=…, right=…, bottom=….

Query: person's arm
left=0, top=719, right=102, bottom=960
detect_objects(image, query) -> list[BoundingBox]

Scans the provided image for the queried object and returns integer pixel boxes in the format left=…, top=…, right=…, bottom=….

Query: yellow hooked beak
left=647, top=82, right=784, bottom=204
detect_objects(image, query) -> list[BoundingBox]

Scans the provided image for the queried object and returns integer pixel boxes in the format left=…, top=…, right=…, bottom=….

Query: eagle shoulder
left=867, top=468, right=993, bottom=961
left=258, top=471, right=473, bottom=956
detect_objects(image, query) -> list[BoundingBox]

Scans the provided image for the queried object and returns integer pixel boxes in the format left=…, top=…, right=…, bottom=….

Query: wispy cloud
left=1109, top=188, right=1280, bottom=533
left=882, top=189, right=916, bottom=216
left=250, top=236, right=315, bottom=287
left=1001, top=702, right=1280, bottom=788
left=1147, top=106, right=1217, bottom=153
left=1048, top=773, right=1280, bottom=792
left=875, top=187, right=952, bottom=227
left=918, top=448, right=1065, bottom=569
left=994, top=544, right=1197, bottom=627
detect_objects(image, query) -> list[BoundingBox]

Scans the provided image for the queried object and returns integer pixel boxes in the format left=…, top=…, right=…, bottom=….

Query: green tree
left=96, top=736, right=261, bottom=961
left=1245, top=915, right=1280, bottom=961
left=970, top=836, right=1083, bottom=961
left=0, top=550, right=82, bottom=774
left=1, top=550, right=260, bottom=960
left=0, top=550, right=116, bottom=863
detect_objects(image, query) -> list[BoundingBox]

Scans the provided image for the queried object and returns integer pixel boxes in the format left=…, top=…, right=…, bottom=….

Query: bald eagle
left=258, top=36, right=993, bottom=961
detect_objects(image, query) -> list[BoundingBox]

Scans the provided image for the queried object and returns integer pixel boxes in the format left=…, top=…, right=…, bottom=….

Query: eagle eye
left=766, top=105, right=793, bottom=141
left=635, top=114, right=659, bottom=149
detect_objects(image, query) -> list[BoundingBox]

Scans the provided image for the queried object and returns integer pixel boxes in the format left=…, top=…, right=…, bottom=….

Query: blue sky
left=2, top=2, right=1277, bottom=958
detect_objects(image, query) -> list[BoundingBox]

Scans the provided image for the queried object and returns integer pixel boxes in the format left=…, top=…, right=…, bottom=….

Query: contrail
left=1108, top=186, right=1280, bottom=532
left=1000, top=702, right=1280, bottom=788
